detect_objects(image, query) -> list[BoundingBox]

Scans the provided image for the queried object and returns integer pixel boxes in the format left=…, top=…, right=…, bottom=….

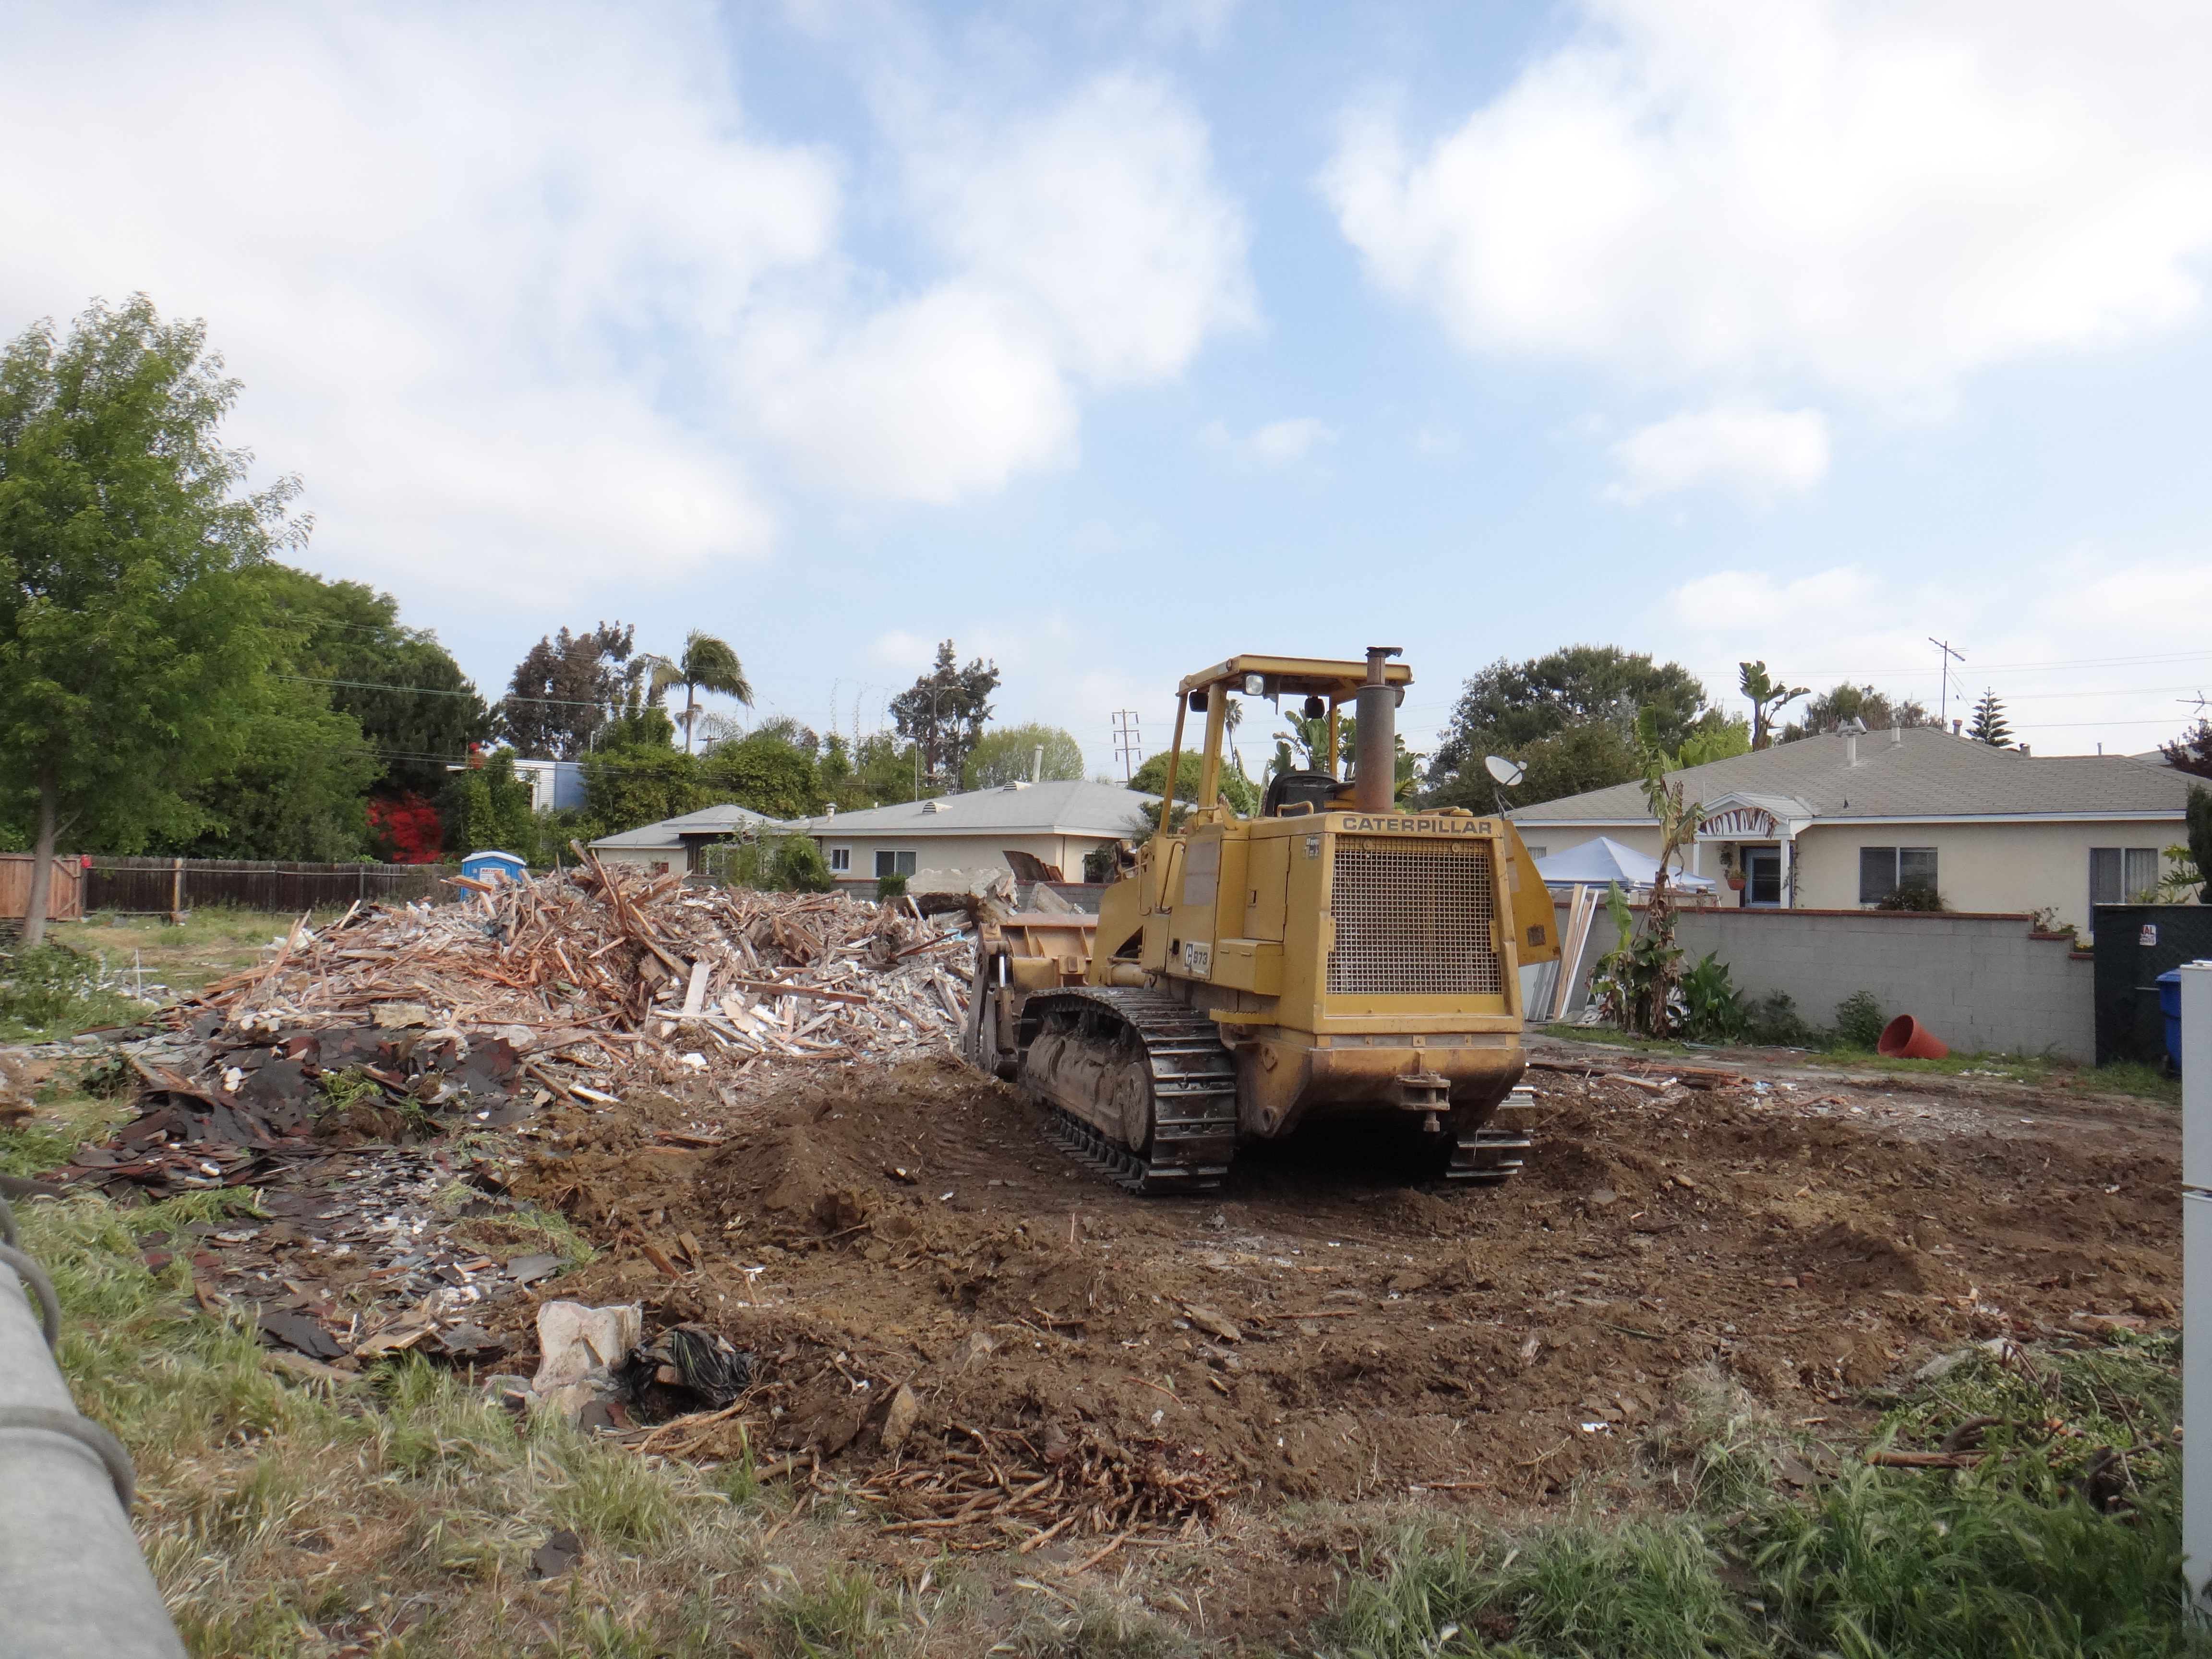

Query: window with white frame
left=2089, top=847, right=2160, bottom=907
left=828, top=847, right=851, bottom=872
left=874, top=849, right=917, bottom=878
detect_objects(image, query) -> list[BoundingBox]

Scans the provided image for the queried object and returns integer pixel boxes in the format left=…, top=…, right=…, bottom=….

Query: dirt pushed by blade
left=498, top=1051, right=2181, bottom=1536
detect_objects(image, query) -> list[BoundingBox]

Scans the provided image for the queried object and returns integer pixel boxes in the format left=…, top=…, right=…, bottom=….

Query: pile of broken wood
left=67, top=856, right=977, bottom=1181
left=857, top=1420, right=1226, bottom=1563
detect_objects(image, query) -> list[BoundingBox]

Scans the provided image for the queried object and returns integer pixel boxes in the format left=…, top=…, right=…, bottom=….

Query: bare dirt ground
left=452, top=1038, right=2181, bottom=1639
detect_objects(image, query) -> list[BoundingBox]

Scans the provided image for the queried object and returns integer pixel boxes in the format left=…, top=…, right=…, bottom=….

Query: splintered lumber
left=156, top=857, right=976, bottom=1086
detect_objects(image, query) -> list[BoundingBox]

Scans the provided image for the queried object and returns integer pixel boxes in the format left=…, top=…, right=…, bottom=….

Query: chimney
left=1032, top=744, right=1045, bottom=783
left=1846, top=731, right=1857, bottom=767
left=1890, top=723, right=1902, bottom=746
left=1952, top=719, right=1962, bottom=736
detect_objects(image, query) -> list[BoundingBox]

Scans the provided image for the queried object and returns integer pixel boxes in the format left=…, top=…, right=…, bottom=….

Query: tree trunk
left=22, top=763, right=59, bottom=948
left=684, top=685, right=697, bottom=754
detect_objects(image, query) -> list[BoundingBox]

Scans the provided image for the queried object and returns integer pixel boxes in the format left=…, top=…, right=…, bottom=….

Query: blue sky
left=6, top=0, right=2211, bottom=773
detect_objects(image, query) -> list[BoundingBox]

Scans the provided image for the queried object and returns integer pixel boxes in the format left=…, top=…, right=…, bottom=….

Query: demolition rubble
left=19, top=860, right=2187, bottom=1574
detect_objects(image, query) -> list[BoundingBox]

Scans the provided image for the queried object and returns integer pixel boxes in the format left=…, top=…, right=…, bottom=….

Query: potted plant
left=1721, top=848, right=1745, bottom=892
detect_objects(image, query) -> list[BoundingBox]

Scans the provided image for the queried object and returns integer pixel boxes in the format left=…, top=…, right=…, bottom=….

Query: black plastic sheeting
left=2091, top=903, right=2212, bottom=1067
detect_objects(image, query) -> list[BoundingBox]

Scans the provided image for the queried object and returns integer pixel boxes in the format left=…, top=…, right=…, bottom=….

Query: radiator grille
left=1326, top=837, right=1502, bottom=997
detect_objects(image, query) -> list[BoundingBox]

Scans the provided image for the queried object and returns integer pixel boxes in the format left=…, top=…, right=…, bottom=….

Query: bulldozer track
left=1016, top=988, right=1238, bottom=1195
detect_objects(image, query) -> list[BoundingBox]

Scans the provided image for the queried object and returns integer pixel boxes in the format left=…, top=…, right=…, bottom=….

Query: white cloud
left=1203, top=415, right=1339, bottom=465
left=1323, top=0, right=2212, bottom=405
left=750, top=73, right=1253, bottom=501
left=1655, top=558, right=2212, bottom=749
left=1608, top=404, right=1829, bottom=502
left=0, top=9, right=1253, bottom=591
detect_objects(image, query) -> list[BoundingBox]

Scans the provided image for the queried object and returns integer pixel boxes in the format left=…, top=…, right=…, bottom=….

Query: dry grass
left=13, top=1186, right=1206, bottom=1658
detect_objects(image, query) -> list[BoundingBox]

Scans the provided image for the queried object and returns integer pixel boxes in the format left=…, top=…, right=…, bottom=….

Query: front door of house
left=1743, top=847, right=1782, bottom=907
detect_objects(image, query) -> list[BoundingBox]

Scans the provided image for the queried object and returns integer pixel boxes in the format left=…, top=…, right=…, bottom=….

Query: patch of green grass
left=1338, top=1516, right=1753, bottom=1659
left=1334, top=1343, right=2193, bottom=1659
left=2087, top=1061, right=2182, bottom=1105
left=0, top=1083, right=132, bottom=1177
left=764, top=1566, right=906, bottom=1659
left=0, top=940, right=155, bottom=1039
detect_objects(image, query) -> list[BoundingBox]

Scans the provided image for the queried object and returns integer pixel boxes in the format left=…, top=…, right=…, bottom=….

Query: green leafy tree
left=261, top=563, right=490, bottom=798
left=452, top=750, right=539, bottom=860
left=726, top=829, right=834, bottom=893
left=1738, top=661, right=1808, bottom=750
left=503, top=622, right=640, bottom=758
left=1428, top=645, right=1709, bottom=808
left=644, top=629, right=753, bottom=754
left=1502, top=721, right=1642, bottom=807
left=0, top=296, right=307, bottom=942
left=964, top=724, right=1085, bottom=789
left=1130, top=750, right=1259, bottom=830
left=823, top=732, right=919, bottom=811
left=1780, top=682, right=1943, bottom=744
left=1968, top=689, right=2013, bottom=746
left=1671, top=713, right=1753, bottom=769
left=890, top=640, right=1000, bottom=786
left=578, top=747, right=702, bottom=839
left=171, top=671, right=379, bottom=860
left=2188, top=785, right=2212, bottom=902
left=2162, top=718, right=2212, bottom=781
left=701, top=731, right=820, bottom=820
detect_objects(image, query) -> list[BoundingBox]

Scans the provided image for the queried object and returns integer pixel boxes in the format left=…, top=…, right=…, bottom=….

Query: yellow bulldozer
left=960, top=648, right=1562, bottom=1192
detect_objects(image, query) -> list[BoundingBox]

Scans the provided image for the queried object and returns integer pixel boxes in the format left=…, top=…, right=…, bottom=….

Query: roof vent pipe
left=1353, top=647, right=1403, bottom=813
left=1890, top=723, right=1903, bottom=745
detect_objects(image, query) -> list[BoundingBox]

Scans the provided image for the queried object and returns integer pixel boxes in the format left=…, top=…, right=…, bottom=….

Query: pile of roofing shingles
left=44, top=857, right=978, bottom=1374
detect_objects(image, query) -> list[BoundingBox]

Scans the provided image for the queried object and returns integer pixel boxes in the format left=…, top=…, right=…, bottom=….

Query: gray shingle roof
left=799, top=779, right=1156, bottom=838
left=1510, top=727, right=2193, bottom=824
left=589, top=804, right=798, bottom=850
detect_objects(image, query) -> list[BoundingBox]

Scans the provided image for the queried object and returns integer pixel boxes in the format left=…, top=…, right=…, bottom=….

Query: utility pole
left=1110, top=710, right=1143, bottom=782
left=1928, top=638, right=1966, bottom=730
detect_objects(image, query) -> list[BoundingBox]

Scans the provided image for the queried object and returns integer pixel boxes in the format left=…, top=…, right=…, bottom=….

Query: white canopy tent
left=1518, top=837, right=1715, bottom=1025
left=1533, top=835, right=1716, bottom=893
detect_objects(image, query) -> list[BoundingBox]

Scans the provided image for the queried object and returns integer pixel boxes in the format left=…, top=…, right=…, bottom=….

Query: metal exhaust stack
left=1353, top=646, right=1402, bottom=813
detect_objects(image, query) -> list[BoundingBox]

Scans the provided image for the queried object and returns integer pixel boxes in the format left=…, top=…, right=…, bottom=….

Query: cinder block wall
left=1543, top=901, right=2094, bottom=1060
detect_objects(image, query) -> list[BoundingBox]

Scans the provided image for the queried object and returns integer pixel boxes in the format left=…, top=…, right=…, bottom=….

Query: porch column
left=1779, top=834, right=1792, bottom=908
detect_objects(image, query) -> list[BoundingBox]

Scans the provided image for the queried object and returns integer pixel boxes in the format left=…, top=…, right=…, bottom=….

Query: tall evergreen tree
left=890, top=641, right=1000, bottom=788
left=1968, top=689, right=2013, bottom=746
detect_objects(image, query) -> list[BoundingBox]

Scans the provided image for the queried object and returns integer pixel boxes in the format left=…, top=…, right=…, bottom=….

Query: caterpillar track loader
left=960, top=648, right=1561, bottom=1193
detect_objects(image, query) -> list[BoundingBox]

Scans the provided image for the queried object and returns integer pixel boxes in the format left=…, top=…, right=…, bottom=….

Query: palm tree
left=645, top=631, right=754, bottom=753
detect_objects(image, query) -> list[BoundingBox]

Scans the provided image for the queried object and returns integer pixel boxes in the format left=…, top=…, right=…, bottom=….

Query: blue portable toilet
left=461, top=849, right=529, bottom=886
left=2159, top=969, right=2185, bottom=1069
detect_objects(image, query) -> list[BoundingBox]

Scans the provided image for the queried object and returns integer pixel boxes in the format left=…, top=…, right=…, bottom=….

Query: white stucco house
left=587, top=804, right=799, bottom=874
left=797, top=779, right=1157, bottom=891
left=1508, top=726, right=2195, bottom=935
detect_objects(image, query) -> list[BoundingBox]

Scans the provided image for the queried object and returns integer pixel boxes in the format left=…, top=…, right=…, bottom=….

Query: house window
left=2090, top=847, right=2161, bottom=906
left=828, top=847, right=851, bottom=873
left=1526, top=845, right=1547, bottom=859
left=874, top=849, right=917, bottom=878
left=1858, top=847, right=1936, bottom=904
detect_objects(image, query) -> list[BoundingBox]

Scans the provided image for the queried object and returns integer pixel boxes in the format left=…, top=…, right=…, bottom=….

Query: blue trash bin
left=2157, top=968, right=2183, bottom=1068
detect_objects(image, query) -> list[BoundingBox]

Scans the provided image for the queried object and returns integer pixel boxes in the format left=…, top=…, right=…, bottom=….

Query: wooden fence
left=0, top=854, right=86, bottom=921
left=83, top=856, right=462, bottom=915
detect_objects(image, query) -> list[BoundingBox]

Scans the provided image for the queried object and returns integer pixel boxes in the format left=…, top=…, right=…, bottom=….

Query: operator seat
left=1263, top=770, right=1342, bottom=817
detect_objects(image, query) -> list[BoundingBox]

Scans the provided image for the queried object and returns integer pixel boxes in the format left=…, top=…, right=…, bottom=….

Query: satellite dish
left=1484, top=755, right=1525, bottom=787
